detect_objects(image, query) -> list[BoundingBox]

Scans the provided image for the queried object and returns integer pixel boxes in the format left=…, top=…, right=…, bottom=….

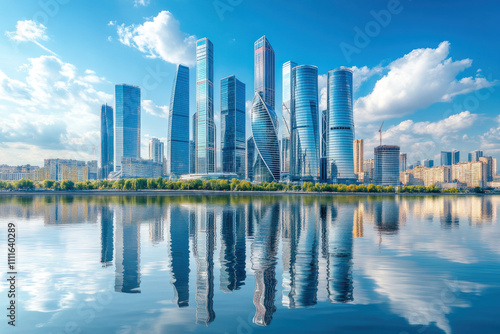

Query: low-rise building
left=120, top=158, right=163, bottom=179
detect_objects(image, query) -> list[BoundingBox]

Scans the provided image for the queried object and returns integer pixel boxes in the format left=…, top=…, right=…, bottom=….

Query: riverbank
left=0, top=189, right=494, bottom=197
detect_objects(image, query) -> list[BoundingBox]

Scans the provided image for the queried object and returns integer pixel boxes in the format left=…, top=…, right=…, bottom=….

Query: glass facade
left=452, top=150, right=460, bottom=164
left=196, top=38, right=215, bottom=174
left=114, top=84, right=141, bottom=171
left=101, top=104, right=114, bottom=178
left=321, top=109, right=328, bottom=159
left=374, top=145, right=400, bottom=187
left=149, top=138, right=164, bottom=163
left=399, top=153, right=407, bottom=172
left=281, top=61, right=297, bottom=175
left=291, top=65, right=319, bottom=180
left=254, top=36, right=275, bottom=110
left=246, top=137, right=255, bottom=181
left=221, top=75, right=246, bottom=179
left=328, top=68, right=356, bottom=181
left=440, top=151, right=453, bottom=166
left=251, top=92, right=281, bottom=182
left=167, top=64, right=190, bottom=176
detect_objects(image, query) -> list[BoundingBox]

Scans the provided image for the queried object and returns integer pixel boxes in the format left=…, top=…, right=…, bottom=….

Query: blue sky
left=0, top=0, right=499, bottom=166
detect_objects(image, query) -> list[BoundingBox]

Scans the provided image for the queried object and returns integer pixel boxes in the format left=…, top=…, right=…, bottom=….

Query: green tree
left=147, top=178, right=158, bottom=189
left=60, top=180, right=75, bottom=190
left=123, top=179, right=133, bottom=190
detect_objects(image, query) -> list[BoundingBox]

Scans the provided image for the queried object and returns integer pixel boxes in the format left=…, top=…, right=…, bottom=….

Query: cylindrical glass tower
left=374, top=145, right=400, bottom=186
left=291, top=65, right=319, bottom=181
left=328, top=68, right=356, bottom=181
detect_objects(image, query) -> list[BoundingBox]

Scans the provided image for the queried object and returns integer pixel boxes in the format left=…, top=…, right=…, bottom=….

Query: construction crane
left=378, top=121, right=384, bottom=146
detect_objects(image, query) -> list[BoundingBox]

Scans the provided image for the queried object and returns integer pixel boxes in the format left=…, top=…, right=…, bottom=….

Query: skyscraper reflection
left=193, top=205, right=216, bottom=325
left=114, top=205, right=141, bottom=293
left=220, top=207, right=246, bottom=292
left=326, top=203, right=354, bottom=303
left=100, top=206, right=114, bottom=267
left=169, top=206, right=190, bottom=307
left=282, top=200, right=319, bottom=308
left=373, top=199, right=400, bottom=235
left=251, top=202, right=280, bottom=326
left=149, top=217, right=164, bottom=244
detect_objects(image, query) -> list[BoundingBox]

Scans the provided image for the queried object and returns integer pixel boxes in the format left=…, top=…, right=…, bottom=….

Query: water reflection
left=168, top=206, right=190, bottom=307
left=114, top=206, right=141, bottom=293
left=193, top=205, right=216, bottom=325
left=100, top=206, right=114, bottom=266
left=1, top=194, right=499, bottom=333
left=250, top=202, right=280, bottom=326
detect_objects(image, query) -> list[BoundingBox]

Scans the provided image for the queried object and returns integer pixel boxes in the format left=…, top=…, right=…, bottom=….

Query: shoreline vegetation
left=0, top=178, right=490, bottom=195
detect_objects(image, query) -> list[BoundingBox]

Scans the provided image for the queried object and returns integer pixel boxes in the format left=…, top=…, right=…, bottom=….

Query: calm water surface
left=0, top=194, right=499, bottom=334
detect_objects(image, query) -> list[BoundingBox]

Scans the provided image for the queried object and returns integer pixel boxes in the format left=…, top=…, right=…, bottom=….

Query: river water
left=0, top=194, right=499, bottom=333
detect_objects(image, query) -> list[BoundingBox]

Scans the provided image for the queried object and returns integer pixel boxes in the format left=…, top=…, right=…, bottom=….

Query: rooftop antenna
left=93, top=145, right=96, bottom=161
left=378, top=121, right=384, bottom=146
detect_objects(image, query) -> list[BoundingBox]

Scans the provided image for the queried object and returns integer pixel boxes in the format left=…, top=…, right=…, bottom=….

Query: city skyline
left=0, top=0, right=499, bottom=168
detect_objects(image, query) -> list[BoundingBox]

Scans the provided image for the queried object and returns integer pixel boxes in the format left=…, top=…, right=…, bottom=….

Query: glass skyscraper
left=251, top=92, right=281, bottom=182
left=282, top=61, right=297, bottom=176
left=167, top=64, right=190, bottom=176
left=291, top=65, right=319, bottom=180
left=374, top=145, right=400, bottom=187
left=328, top=68, right=356, bottom=181
left=196, top=38, right=215, bottom=174
left=149, top=138, right=164, bottom=163
left=452, top=150, right=460, bottom=164
left=246, top=137, right=255, bottom=181
left=250, top=36, right=280, bottom=182
left=221, top=75, right=246, bottom=179
left=114, top=84, right=141, bottom=172
left=100, top=103, right=114, bottom=178
left=399, top=153, right=407, bottom=172
left=254, top=36, right=275, bottom=109
left=321, top=109, right=328, bottom=158
left=440, top=151, right=452, bottom=166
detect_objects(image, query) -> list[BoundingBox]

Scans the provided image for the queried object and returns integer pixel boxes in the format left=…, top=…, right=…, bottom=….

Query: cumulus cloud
left=116, top=11, right=197, bottom=66
left=360, top=111, right=478, bottom=161
left=6, top=20, right=56, bottom=55
left=0, top=55, right=112, bottom=165
left=142, top=99, right=169, bottom=118
left=355, top=41, right=495, bottom=123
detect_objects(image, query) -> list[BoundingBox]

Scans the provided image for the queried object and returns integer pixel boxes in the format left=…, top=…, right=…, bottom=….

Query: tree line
left=0, top=178, right=462, bottom=193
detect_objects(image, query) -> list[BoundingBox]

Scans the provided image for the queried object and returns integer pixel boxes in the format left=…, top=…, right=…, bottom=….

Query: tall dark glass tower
left=167, top=64, right=190, bottom=176
left=250, top=36, right=280, bottom=182
left=254, top=36, right=275, bottom=109
left=328, top=68, right=355, bottom=182
left=281, top=61, right=297, bottom=176
left=114, top=84, right=141, bottom=172
left=100, top=103, right=114, bottom=178
left=195, top=38, right=215, bottom=174
left=291, top=65, right=319, bottom=181
left=221, top=75, right=246, bottom=179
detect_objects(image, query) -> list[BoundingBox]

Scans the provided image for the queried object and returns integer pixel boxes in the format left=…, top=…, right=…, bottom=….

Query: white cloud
left=6, top=20, right=56, bottom=55
left=134, top=0, right=150, bottom=7
left=116, top=11, right=197, bottom=66
left=351, top=65, right=383, bottom=93
left=0, top=55, right=112, bottom=165
left=355, top=41, right=496, bottom=123
left=6, top=20, right=48, bottom=42
left=318, top=74, right=327, bottom=111
left=359, top=111, right=478, bottom=161
left=142, top=99, right=169, bottom=118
